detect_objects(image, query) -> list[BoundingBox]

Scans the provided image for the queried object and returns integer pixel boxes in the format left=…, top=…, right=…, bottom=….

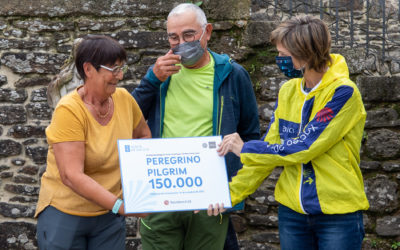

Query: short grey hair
left=168, top=3, right=207, bottom=27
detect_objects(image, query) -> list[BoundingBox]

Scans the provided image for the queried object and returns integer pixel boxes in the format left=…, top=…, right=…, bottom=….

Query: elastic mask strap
left=198, top=26, right=206, bottom=41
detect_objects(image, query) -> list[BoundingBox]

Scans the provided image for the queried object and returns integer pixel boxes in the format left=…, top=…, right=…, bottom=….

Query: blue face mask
left=172, top=29, right=206, bottom=67
left=276, top=56, right=303, bottom=78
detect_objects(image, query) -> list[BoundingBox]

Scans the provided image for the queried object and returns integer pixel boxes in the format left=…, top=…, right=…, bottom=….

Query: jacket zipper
left=218, top=96, right=224, bottom=135
left=159, top=87, right=163, bottom=137
left=298, top=86, right=308, bottom=214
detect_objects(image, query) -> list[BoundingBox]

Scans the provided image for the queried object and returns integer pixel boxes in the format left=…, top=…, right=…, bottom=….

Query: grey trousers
left=36, top=206, right=126, bottom=250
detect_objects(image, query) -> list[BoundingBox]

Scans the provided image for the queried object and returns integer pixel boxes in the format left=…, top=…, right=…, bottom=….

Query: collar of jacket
left=291, top=54, right=351, bottom=96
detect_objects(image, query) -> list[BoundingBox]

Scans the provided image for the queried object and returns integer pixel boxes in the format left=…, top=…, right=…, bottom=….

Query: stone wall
left=0, top=0, right=399, bottom=249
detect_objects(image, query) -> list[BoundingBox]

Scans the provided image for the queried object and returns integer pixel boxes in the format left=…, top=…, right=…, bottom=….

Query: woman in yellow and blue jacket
left=217, top=15, right=369, bottom=250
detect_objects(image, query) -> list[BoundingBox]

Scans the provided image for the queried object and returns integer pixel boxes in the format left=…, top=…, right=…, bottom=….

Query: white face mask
left=172, top=29, right=206, bottom=66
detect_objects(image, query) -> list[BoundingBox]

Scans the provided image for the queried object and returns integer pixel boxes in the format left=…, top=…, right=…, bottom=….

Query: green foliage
left=392, top=241, right=400, bottom=249
left=370, top=239, right=377, bottom=248
left=186, top=1, right=203, bottom=6
left=254, top=81, right=261, bottom=92
left=362, top=130, right=368, bottom=141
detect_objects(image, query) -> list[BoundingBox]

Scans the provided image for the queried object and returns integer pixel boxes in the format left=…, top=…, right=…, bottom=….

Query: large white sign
left=117, top=136, right=232, bottom=213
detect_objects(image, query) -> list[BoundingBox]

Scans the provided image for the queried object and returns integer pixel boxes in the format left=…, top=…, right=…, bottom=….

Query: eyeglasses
left=168, top=28, right=205, bottom=45
left=100, top=64, right=129, bottom=75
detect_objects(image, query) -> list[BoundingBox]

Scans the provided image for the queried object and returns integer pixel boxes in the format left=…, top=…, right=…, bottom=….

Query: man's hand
left=217, top=132, right=244, bottom=157
left=153, top=50, right=181, bottom=82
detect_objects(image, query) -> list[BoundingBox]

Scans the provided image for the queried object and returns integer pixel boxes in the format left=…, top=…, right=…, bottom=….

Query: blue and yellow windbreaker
left=230, top=54, right=369, bottom=214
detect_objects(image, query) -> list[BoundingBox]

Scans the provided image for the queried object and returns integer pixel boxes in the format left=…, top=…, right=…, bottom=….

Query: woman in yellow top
left=35, top=35, right=151, bottom=250
left=217, top=16, right=369, bottom=249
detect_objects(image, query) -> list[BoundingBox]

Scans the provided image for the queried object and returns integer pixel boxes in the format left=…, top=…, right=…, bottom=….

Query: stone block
left=212, top=21, right=233, bottom=31
left=0, top=0, right=177, bottom=17
left=141, top=57, right=157, bottom=66
left=364, top=129, right=400, bottom=160
left=0, top=105, right=26, bottom=124
left=18, top=165, right=39, bottom=176
left=0, top=19, right=7, bottom=30
left=244, top=21, right=276, bottom=47
left=364, top=175, right=398, bottom=213
left=25, top=102, right=52, bottom=120
left=250, top=189, right=278, bottom=206
left=0, top=165, right=10, bottom=172
left=204, top=0, right=250, bottom=20
left=125, top=217, right=138, bottom=237
left=14, top=19, right=74, bottom=32
left=25, top=146, right=47, bottom=164
left=56, top=44, right=72, bottom=53
left=376, top=216, right=400, bottom=236
left=247, top=213, right=278, bottom=227
left=0, top=88, right=27, bottom=103
left=382, top=161, right=400, bottom=172
left=251, top=232, right=280, bottom=243
left=208, top=35, right=251, bottom=61
left=0, top=172, right=13, bottom=178
left=0, top=75, right=7, bottom=86
left=126, top=238, right=141, bottom=250
left=331, top=48, right=376, bottom=74
left=11, top=158, right=25, bottom=166
left=78, top=19, right=126, bottom=31
left=23, top=139, right=39, bottom=145
left=0, top=222, right=37, bottom=249
left=133, top=65, right=151, bottom=80
left=260, top=65, right=281, bottom=77
left=363, top=213, right=374, bottom=232
left=4, top=184, right=39, bottom=196
left=126, top=18, right=151, bottom=28
left=1, top=52, right=68, bottom=74
left=231, top=214, right=248, bottom=233
left=365, top=108, right=400, bottom=128
left=30, top=87, right=48, bottom=102
left=127, top=53, right=141, bottom=65
left=0, top=202, right=35, bottom=218
left=8, top=125, right=46, bottom=138
left=149, top=19, right=165, bottom=30
left=0, top=38, right=51, bottom=50
left=12, top=175, right=37, bottom=184
left=9, top=196, right=38, bottom=203
left=0, top=139, right=22, bottom=158
left=238, top=240, right=279, bottom=250
left=391, top=60, right=400, bottom=74
left=14, top=75, right=51, bottom=87
left=39, top=165, right=46, bottom=178
left=360, top=160, right=381, bottom=171
left=357, top=76, right=400, bottom=102
left=245, top=203, right=270, bottom=214
left=259, top=77, right=286, bottom=101
left=53, top=32, right=70, bottom=43
left=115, top=31, right=168, bottom=49
left=259, top=102, right=276, bottom=121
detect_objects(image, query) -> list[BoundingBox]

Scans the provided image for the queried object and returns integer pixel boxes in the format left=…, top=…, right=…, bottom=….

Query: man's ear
left=205, top=23, right=213, bottom=41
